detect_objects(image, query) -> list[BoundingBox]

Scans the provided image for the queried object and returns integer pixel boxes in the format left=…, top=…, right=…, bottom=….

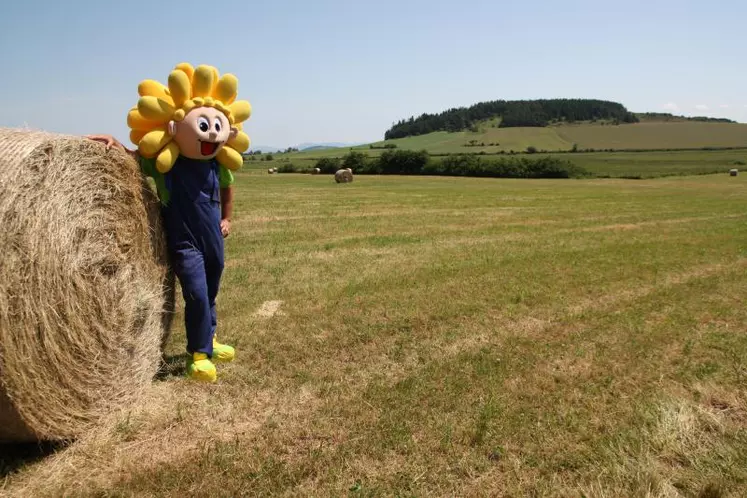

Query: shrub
left=377, top=149, right=430, bottom=175
left=311, top=151, right=587, bottom=179
left=315, top=157, right=341, bottom=174
left=276, top=163, right=297, bottom=173
left=342, top=152, right=369, bottom=172
left=526, top=146, right=538, bottom=154
left=427, top=154, right=588, bottom=179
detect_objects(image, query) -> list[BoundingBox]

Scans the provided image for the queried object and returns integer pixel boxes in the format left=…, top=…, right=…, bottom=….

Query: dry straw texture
left=335, top=169, right=353, bottom=183
left=0, top=129, right=172, bottom=443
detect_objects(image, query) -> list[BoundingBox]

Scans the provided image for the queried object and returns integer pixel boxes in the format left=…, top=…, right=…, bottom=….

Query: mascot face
left=169, top=107, right=238, bottom=160
left=127, top=63, right=252, bottom=173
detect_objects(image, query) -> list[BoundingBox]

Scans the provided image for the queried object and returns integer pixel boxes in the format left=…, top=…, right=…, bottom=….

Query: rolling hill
left=264, top=100, right=747, bottom=181
left=363, top=99, right=745, bottom=155
left=365, top=121, right=747, bottom=155
left=265, top=118, right=747, bottom=180
left=282, top=120, right=747, bottom=161
left=384, top=98, right=638, bottom=139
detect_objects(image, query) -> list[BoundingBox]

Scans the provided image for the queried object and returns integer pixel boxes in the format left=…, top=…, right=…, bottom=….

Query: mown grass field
left=563, top=149, right=747, bottom=178
left=558, top=122, right=747, bottom=151
left=3, top=171, right=747, bottom=496
left=366, top=127, right=570, bottom=155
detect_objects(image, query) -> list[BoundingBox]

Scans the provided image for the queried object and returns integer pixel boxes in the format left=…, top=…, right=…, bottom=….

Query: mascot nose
left=209, top=131, right=218, bottom=141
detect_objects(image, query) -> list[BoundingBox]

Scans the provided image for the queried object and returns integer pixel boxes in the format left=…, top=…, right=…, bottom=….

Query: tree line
left=384, top=99, right=639, bottom=139
left=276, top=150, right=589, bottom=179
left=635, top=112, right=736, bottom=123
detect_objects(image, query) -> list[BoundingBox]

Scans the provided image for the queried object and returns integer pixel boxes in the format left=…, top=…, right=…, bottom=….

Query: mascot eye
left=198, top=117, right=210, bottom=132
left=214, top=119, right=222, bottom=132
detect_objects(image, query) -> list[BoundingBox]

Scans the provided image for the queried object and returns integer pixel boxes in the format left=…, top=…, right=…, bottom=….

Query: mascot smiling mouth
left=200, top=141, right=220, bottom=156
left=128, top=63, right=252, bottom=174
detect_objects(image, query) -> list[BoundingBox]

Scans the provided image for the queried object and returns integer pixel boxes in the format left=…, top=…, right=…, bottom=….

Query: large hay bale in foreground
left=0, top=129, right=171, bottom=442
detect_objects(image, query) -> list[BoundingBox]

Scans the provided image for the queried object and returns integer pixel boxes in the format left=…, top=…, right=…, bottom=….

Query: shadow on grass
left=1, top=353, right=184, bottom=481
left=0, top=441, right=64, bottom=478
left=2, top=353, right=185, bottom=479
left=155, top=353, right=188, bottom=381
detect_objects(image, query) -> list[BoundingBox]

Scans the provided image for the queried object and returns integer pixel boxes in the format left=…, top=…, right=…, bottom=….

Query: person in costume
left=89, top=63, right=252, bottom=383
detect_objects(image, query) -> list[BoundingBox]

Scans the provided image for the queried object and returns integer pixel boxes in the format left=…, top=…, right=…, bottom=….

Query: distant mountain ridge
left=248, top=145, right=281, bottom=153
left=249, top=142, right=363, bottom=154
left=297, top=142, right=363, bottom=151
left=301, top=146, right=336, bottom=151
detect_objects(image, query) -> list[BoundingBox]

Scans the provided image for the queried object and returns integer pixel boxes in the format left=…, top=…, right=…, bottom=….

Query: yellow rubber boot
left=212, top=335, right=236, bottom=363
left=186, top=353, right=217, bottom=383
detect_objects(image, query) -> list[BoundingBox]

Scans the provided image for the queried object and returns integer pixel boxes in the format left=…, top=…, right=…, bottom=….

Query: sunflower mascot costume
left=128, top=63, right=251, bottom=382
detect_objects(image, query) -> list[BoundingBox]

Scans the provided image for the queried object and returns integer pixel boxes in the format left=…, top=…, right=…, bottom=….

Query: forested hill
left=385, top=99, right=639, bottom=140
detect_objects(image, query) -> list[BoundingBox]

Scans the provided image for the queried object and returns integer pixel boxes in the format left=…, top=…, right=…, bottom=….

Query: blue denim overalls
left=161, top=156, right=224, bottom=357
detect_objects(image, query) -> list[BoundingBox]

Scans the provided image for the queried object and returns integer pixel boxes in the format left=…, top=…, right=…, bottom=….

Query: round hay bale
left=0, top=128, right=171, bottom=442
left=268, top=168, right=275, bottom=174
left=730, top=169, right=738, bottom=177
left=312, top=168, right=321, bottom=175
left=335, top=169, right=354, bottom=184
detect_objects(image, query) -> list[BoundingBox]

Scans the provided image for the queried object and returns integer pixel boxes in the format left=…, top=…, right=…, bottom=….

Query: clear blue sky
left=0, top=0, right=744, bottom=149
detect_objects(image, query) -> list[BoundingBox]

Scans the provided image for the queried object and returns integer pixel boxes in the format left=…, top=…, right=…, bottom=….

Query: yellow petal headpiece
left=127, top=63, right=251, bottom=173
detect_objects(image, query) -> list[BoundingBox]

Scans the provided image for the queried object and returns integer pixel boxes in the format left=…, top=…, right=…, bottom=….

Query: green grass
left=261, top=121, right=747, bottom=180
left=557, top=149, right=747, bottom=178
left=4, top=172, right=747, bottom=496
left=368, top=127, right=572, bottom=154
left=558, top=121, right=747, bottom=150
left=277, top=121, right=747, bottom=161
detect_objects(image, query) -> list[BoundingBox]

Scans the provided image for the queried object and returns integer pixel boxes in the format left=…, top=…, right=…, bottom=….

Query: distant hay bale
left=730, top=169, right=738, bottom=177
left=267, top=168, right=275, bottom=174
left=0, top=128, right=172, bottom=442
left=335, top=169, right=354, bottom=183
left=312, top=168, right=321, bottom=175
